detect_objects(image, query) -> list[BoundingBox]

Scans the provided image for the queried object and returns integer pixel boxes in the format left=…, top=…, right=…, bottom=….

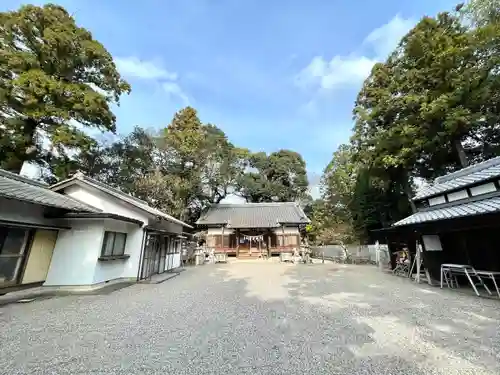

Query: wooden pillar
left=258, top=234, right=261, bottom=256
left=221, top=224, right=225, bottom=253
left=267, top=230, right=271, bottom=257
left=236, top=229, right=239, bottom=257
left=282, top=224, right=285, bottom=250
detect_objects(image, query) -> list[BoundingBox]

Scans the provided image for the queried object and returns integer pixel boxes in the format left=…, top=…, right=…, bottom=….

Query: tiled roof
left=196, top=202, right=310, bottom=228
left=0, top=169, right=99, bottom=212
left=414, top=156, right=500, bottom=200
left=50, top=172, right=192, bottom=228
left=393, top=195, right=500, bottom=227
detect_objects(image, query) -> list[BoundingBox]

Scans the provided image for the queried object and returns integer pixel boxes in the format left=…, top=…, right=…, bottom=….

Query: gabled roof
left=0, top=169, right=99, bottom=213
left=414, top=156, right=500, bottom=200
left=393, top=195, right=500, bottom=227
left=50, top=172, right=192, bottom=228
left=196, top=202, right=310, bottom=228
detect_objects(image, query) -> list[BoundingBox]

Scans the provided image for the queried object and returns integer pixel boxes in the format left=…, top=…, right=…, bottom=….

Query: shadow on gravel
left=282, top=264, right=500, bottom=374
left=0, top=281, right=135, bottom=308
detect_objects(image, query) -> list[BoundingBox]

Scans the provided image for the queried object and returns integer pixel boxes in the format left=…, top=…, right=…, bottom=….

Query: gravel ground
left=1, top=262, right=499, bottom=375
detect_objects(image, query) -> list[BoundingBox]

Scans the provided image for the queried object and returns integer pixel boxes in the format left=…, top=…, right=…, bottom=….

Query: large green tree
left=460, top=0, right=500, bottom=26
left=354, top=10, right=500, bottom=180
left=0, top=4, right=130, bottom=174
left=202, top=124, right=249, bottom=204
left=134, top=107, right=250, bottom=223
left=237, top=150, right=309, bottom=202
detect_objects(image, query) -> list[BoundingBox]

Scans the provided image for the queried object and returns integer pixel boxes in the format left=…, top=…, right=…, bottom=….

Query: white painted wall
left=447, top=189, right=469, bottom=202
left=272, top=226, right=300, bottom=234
left=45, top=217, right=145, bottom=286
left=44, top=220, right=104, bottom=286
left=470, top=182, right=496, bottom=196
left=93, top=218, right=144, bottom=284
left=63, top=184, right=183, bottom=235
left=0, top=198, right=61, bottom=227
left=428, top=195, right=446, bottom=206
left=64, top=184, right=150, bottom=224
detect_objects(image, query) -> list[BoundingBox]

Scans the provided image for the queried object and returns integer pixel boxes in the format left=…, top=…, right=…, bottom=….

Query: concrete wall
left=44, top=217, right=145, bottom=286
left=310, top=245, right=377, bottom=263
left=63, top=183, right=182, bottom=234
left=93, top=219, right=144, bottom=283
left=22, top=230, right=58, bottom=284
left=44, top=220, right=104, bottom=286
left=64, top=184, right=150, bottom=224
left=0, top=198, right=60, bottom=227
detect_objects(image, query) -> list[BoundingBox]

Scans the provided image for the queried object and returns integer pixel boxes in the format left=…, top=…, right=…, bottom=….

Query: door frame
left=0, top=226, right=35, bottom=289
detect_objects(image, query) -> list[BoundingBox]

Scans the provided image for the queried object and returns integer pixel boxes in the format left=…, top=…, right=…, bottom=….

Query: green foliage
left=0, top=4, right=130, bottom=173
left=353, top=10, right=500, bottom=178
left=237, top=150, right=309, bottom=202
left=460, top=0, right=500, bottom=26
left=69, top=106, right=309, bottom=225
left=315, top=4, right=500, bottom=245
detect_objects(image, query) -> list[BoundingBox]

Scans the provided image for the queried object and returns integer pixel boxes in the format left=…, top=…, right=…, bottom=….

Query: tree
left=237, top=150, right=309, bottom=202
left=353, top=10, right=500, bottom=185
left=134, top=107, right=249, bottom=223
left=460, top=0, right=500, bottom=26
left=0, top=4, right=130, bottom=174
left=201, top=124, right=249, bottom=204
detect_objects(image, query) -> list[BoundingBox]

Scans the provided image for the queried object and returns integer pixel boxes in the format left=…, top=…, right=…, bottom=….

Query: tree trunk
left=401, top=173, right=416, bottom=213
left=453, top=139, right=469, bottom=168
left=3, top=118, right=38, bottom=174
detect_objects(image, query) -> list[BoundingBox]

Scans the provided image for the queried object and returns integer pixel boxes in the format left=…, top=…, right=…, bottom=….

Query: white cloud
left=162, top=82, right=190, bottom=106
left=116, top=56, right=191, bottom=105
left=296, top=55, right=377, bottom=91
left=363, top=14, right=416, bottom=59
left=115, top=56, right=178, bottom=80
left=308, top=172, right=322, bottom=199
left=296, top=14, right=415, bottom=94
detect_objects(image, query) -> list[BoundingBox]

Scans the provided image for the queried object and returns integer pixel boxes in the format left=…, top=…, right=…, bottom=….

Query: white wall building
left=0, top=170, right=191, bottom=293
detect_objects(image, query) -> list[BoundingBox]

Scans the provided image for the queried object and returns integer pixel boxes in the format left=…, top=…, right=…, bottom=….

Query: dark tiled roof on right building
left=414, top=156, right=500, bottom=200
left=393, top=156, right=500, bottom=227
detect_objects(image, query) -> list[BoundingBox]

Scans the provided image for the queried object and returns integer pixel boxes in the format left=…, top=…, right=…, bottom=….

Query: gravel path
left=1, top=262, right=499, bottom=374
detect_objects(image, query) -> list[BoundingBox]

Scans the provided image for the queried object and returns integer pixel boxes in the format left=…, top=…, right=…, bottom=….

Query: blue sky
left=4, top=0, right=457, bottom=192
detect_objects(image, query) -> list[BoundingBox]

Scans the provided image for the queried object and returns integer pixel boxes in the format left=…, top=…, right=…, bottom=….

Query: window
left=101, top=231, right=127, bottom=257
left=0, top=226, right=30, bottom=285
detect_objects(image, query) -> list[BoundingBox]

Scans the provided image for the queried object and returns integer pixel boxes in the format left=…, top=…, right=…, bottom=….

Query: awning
left=48, top=212, right=144, bottom=226
left=0, top=219, right=71, bottom=230
left=393, top=195, right=500, bottom=227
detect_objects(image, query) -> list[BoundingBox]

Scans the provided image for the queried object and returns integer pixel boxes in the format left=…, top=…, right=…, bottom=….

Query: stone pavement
left=1, top=262, right=499, bottom=374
